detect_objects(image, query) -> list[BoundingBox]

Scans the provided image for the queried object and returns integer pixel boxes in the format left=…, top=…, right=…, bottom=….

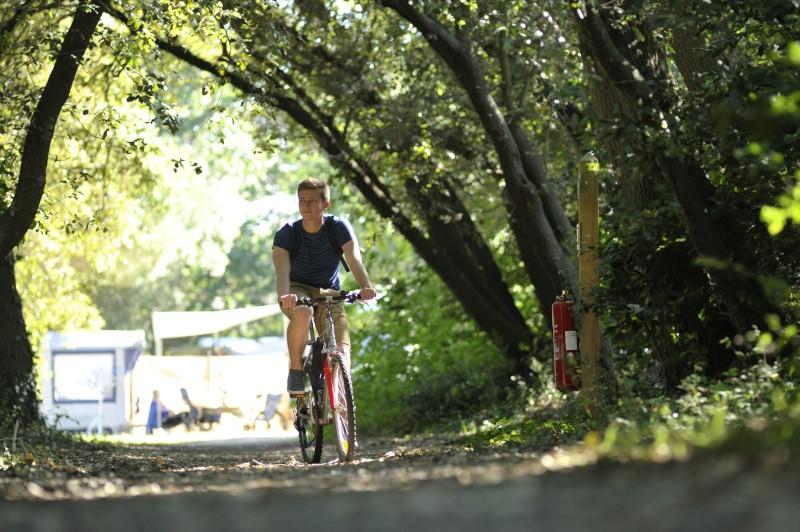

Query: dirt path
left=1, top=434, right=798, bottom=531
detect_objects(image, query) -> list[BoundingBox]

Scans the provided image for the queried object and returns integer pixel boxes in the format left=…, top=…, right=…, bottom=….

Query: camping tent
left=151, top=305, right=282, bottom=356
left=145, top=305, right=285, bottom=430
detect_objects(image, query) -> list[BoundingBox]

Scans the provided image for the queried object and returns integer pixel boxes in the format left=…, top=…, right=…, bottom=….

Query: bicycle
left=293, top=289, right=361, bottom=463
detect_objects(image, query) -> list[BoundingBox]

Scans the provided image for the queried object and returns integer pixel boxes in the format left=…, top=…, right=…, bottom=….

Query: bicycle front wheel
left=331, top=354, right=356, bottom=462
left=297, top=372, right=323, bottom=464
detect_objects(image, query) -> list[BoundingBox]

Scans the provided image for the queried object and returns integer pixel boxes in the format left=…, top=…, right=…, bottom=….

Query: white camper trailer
left=40, top=330, right=145, bottom=434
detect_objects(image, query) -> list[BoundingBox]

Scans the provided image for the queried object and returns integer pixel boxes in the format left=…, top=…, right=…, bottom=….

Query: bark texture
left=670, top=24, right=719, bottom=92
left=0, top=254, right=39, bottom=426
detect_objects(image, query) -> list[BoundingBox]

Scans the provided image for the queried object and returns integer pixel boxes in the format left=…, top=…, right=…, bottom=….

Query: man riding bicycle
left=272, top=178, right=377, bottom=395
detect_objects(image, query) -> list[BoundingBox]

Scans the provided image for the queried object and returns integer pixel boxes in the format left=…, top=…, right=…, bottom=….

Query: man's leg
left=326, top=304, right=351, bottom=371
left=286, top=305, right=312, bottom=371
left=284, top=303, right=312, bottom=395
left=280, top=283, right=314, bottom=394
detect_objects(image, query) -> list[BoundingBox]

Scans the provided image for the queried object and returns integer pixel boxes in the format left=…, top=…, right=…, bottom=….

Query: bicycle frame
left=302, top=292, right=352, bottom=424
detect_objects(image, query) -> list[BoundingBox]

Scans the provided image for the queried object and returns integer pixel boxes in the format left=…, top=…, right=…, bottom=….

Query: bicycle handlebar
left=296, top=290, right=362, bottom=307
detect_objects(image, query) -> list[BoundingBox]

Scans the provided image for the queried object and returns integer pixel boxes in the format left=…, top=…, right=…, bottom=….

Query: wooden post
left=578, top=152, right=601, bottom=398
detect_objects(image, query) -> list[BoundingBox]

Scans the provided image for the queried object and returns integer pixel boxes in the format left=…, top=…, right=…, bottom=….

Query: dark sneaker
left=287, top=369, right=305, bottom=395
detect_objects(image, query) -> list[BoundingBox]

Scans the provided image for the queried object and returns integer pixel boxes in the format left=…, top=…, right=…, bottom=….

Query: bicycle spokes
left=331, top=359, right=356, bottom=462
left=297, top=376, right=323, bottom=464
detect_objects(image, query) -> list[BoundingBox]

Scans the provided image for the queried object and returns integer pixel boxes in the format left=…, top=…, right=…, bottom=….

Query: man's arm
left=272, top=246, right=297, bottom=309
left=342, top=238, right=376, bottom=300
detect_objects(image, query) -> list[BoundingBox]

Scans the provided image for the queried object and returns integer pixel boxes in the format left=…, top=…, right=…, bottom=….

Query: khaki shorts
left=280, top=282, right=350, bottom=348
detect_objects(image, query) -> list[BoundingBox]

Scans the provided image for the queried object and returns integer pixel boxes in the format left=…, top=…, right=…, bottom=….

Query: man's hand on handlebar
left=360, top=287, right=377, bottom=301
left=279, top=293, right=298, bottom=310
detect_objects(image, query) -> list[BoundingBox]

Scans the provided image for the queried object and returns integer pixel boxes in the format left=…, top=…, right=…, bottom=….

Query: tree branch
left=0, top=0, right=103, bottom=258
left=380, top=0, right=577, bottom=315
left=0, top=5, right=26, bottom=41
left=574, top=5, right=649, bottom=106
left=378, top=0, right=464, bottom=55
left=1, top=2, right=66, bottom=52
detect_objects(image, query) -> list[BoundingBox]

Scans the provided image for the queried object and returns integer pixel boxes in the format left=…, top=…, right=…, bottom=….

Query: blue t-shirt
left=273, top=215, right=354, bottom=289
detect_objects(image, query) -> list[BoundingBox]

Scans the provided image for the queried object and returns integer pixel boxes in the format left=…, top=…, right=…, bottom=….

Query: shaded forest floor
left=1, top=431, right=799, bottom=531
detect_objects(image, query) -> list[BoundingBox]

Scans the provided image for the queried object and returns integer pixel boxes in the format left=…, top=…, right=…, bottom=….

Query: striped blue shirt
left=273, top=215, right=354, bottom=289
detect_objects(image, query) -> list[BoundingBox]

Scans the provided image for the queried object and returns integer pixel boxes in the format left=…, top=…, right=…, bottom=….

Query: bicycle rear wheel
left=297, top=372, right=323, bottom=464
left=331, top=354, right=356, bottom=462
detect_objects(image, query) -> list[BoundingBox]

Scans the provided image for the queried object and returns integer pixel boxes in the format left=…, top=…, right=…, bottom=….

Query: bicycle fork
left=294, top=351, right=340, bottom=429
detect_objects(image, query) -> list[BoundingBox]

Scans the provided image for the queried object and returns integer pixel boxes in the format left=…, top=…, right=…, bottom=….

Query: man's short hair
left=297, top=178, right=330, bottom=201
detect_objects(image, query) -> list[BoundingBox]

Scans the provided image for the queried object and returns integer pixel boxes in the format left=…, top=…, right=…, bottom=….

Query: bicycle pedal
left=293, top=407, right=309, bottom=430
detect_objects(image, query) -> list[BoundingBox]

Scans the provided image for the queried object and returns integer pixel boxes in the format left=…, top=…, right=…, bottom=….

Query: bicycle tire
left=297, top=371, right=323, bottom=463
left=331, top=354, right=356, bottom=462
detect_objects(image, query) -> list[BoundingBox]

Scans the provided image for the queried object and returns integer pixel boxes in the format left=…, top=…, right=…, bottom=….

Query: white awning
left=152, top=305, right=282, bottom=355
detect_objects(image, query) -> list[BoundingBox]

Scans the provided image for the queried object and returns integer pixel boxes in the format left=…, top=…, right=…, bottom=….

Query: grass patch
left=450, top=361, right=800, bottom=468
left=1, top=420, right=97, bottom=471
left=460, top=417, right=580, bottom=449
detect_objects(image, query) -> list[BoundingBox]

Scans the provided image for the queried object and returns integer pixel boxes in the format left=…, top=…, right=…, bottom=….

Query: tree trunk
left=654, top=154, right=773, bottom=333
left=577, top=18, right=663, bottom=208
left=664, top=16, right=775, bottom=355
left=0, top=254, right=39, bottom=427
left=670, top=24, right=718, bottom=92
left=494, top=30, right=573, bottom=247
left=381, top=0, right=578, bottom=323
left=0, top=1, right=102, bottom=428
left=404, top=174, right=535, bottom=375
left=509, top=123, right=573, bottom=245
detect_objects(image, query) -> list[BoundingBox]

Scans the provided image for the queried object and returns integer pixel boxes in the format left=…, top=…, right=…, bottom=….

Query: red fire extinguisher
left=552, top=290, right=580, bottom=391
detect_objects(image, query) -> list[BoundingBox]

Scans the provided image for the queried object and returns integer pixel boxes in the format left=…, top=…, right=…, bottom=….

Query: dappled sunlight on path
left=2, top=434, right=799, bottom=531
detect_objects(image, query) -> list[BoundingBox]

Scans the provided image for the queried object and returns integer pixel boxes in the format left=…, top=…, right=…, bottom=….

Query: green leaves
left=788, top=41, right=800, bottom=65
left=761, top=177, right=800, bottom=235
